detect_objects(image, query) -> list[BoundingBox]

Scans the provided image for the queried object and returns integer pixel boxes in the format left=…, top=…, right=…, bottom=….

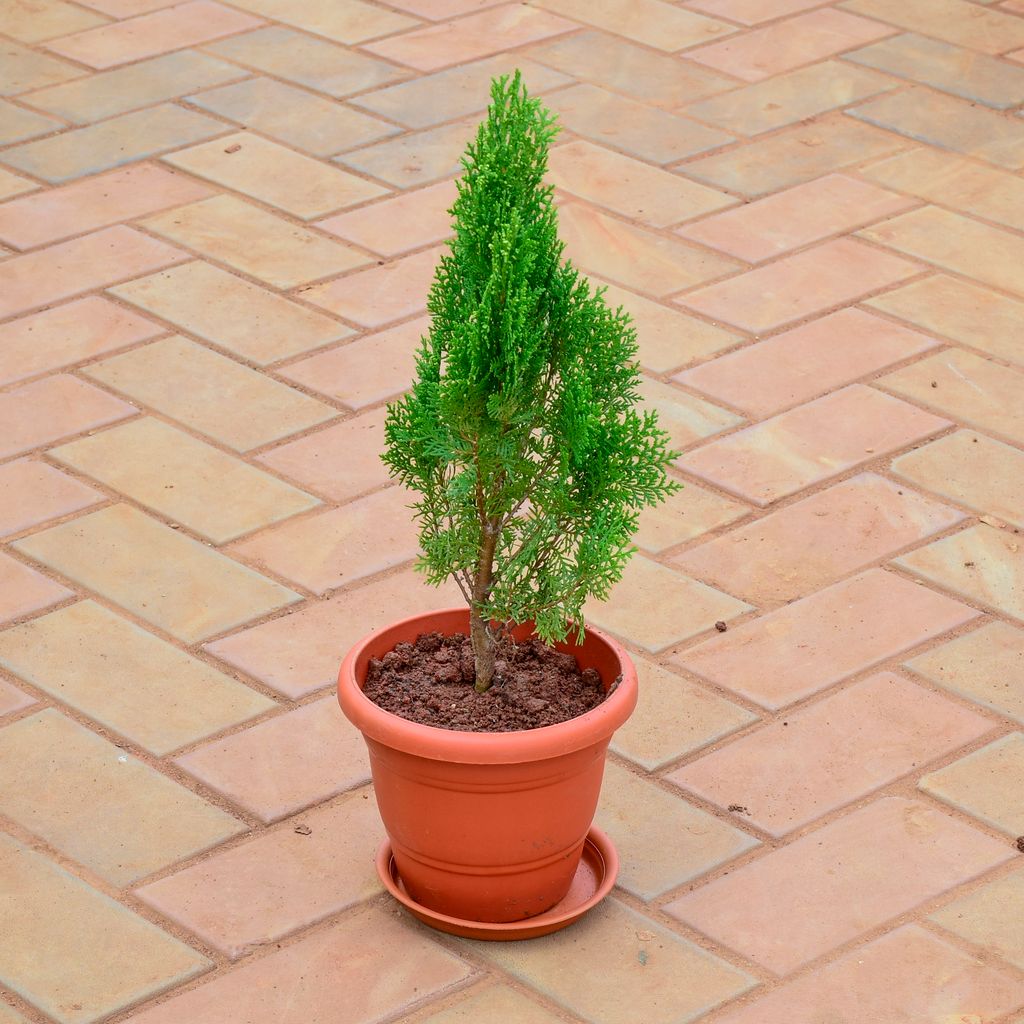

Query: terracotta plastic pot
left=338, top=608, right=637, bottom=924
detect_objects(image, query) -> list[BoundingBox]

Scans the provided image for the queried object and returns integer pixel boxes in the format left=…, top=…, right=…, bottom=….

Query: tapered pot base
left=376, top=826, right=618, bottom=941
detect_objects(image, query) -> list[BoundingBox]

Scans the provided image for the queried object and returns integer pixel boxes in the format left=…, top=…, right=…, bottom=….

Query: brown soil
left=363, top=631, right=611, bottom=732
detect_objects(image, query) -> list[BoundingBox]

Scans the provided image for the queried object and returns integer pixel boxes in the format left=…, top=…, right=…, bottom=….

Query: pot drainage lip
left=376, top=826, right=618, bottom=941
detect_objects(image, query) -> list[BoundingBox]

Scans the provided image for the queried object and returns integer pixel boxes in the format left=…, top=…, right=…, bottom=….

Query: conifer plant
left=383, top=71, right=678, bottom=695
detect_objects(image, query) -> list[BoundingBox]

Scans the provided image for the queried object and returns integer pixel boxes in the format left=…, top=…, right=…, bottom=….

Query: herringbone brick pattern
left=1, top=1, right=1024, bottom=1021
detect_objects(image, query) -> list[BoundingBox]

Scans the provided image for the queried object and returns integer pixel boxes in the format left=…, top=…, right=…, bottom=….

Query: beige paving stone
left=123, top=903, right=469, bottom=1024
left=640, top=377, right=742, bottom=452
left=686, top=0, right=842, bottom=23
left=920, top=732, right=1024, bottom=836
left=228, top=0, right=415, bottom=44
left=229, top=487, right=419, bottom=595
left=929, top=866, right=1024, bottom=970
left=0, top=459, right=102, bottom=537
left=0, top=551, right=73, bottom=624
left=413, top=985, right=562, bottom=1024
left=677, top=568, right=980, bottom=708
left=0, top=0, right=107, bottom=42
left=174, top=696, right=369, bottom=822
left=109, top=261, right=351, bottom=365
left=0, top=679, right=35, bottom=717
left=0, top=709, right=245, bottom=884
left=21, top=50, right=245, bottom=122
left=597, top=760, right=758, bottom=898
left=905, top=620, right=1024, bottom=726
left=865, top=274, right=1024, bottom=367
left=0, top=1001, right=28, bottom=1024
left=585, top=554, right=752, bottom=654
left=548, top=139, right=735, bottom=227
left=163, top=132, right=387, bottom=220
left=474, top=897, right=755, bottom=1024
left=12, top=504, right=301, bottom=642
left=382, top=0, right=505, bottom=15
left=0, top=98, right=61, bottom=145
left=895, top=523, right=1024, bottom=622
left=683, top=115, right=909, bottom=197
left=634, top=477, right=748, bottom=553
left=136, top=786, right=381, bottom=958
left=203, top=565, right=460, bottom=698
left=188, top=76, right=398, bottom=157
left=0, top=39, right=82, bottom=94
left=51, top=417, right=320, bottom=544
left=879, top=347, right=1024, bottom=446
left=77, top=0, right=176, bottom=12
left=611, top=658, right=757, bottom=771
left=140, top=194, right=370, bottom=290
left=559, top=203, right=743, bottom=297
left=84, top=336, right=337, bottom=451
left=0, top=103, right=227, bottom=183
left=544, top=83, right=735, bottom=165
left=0, top=600, right=275, bottom=755
left=0, top=167, right=36, bottom=200
left=538, top=0, right=733, bottom=49
left=0, top=831, right=209, bottom=1024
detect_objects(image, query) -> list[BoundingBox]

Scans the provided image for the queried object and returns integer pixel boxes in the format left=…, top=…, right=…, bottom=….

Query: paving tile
left=51, top=417, right=320, bottom=544
left=12, top=504, right=301, bottom=642
left=162, top=132, right=387, bottom=220
left=544, top=83, right=735, bottom=165
left=0, top=99, right=61, bottom=146
left=415, top=985, right=563, bottom=1024
left=906, top=620, right=1024, bottom=726
left=536, top=0, right=733, bottom=48
left=84, top=337, right=336, bottom=452
left=712, top=924, right=1024, bottom=1023
left=337, top=118, right=473, bottom=189
left=841, top=0, right=1024, bottom=53
left=680, top=385, right=948, bottom=506
left=203, top=564, right=461, bottom=698
left=611, top=658, right=757, bottom=770
left=350, top=52, right=570, bottom=128
left=676, top=308, right=937, bottom=417
left=0, top=709, right=245, bottom=885
left=891, top=430, right=1024, bottom=529
left=0, top=601, right=275, bottom=756
left=896, top=524, right=1024, bottom=622
left=475, top=897, right=755, bottom=1024
left=123, top=903, right=469, bottom=1024
left=685, top=0, right=831, bottom=23
left=0, top=103, right=226, bottom=183
left=0, top=374, right=136, bottom=459
left=0, top=552, right=72, bottom=624
left=686, top=61, right=892, bottom=136
left=44, top=1, right=263, bottom=68
left=676, top=174, right=915, bottom=263
left=921, top=732, right=1024, bottom=836
left=0, top=225, right=186, bottom=320
left=140, top=194, right=370, bottom=289
left=77, top=0, right=177, bottom=12
left=136, top=786, right=381, bottom=957
left=634, top=476, right=748, bottom=553
left=677, top=568, right=979, bottom=708
left=548, top=139, right=735, bottom=227
left=0, top=459, right=102, bottom=537
left=675, top=473, right=964, bottom=604
left=880, top=347, right=1024, bottom=447
left=666, top=796, right=1013, bottom=974
left=680, top=238, right=921, bottom=334
left=866, top=274, right=1024, bottom=366
left=228, top=487, right=419, bottom=595
left=299, top=245, right=441, bottom=327
left=0, top=0, right=108, bottom=42
left=847, top=32, right=1024, bottom=108
left=0, top=164, right=210, bottom=250
left=850, top=86, right=1024, bottom=168
left=0, top=39, right=82, bottom=95
left=0, top=167, right=35, bottom=200
left=597, top=761, right=758, bottom=899
left=316, top=178, right=457, bottom=257
left=188, top=76, right=398, bottom=157
left=682, top=114, right=908, bottom=196
left=364, top=4, right=574, bottom=71
left=671, top=672, right=992, bottom=836
left=559, top=203, right=743, bottom=297
left=639, top=377, right=742, bottom=452
left=205, top=26, right=406, bottom=98
left=279, top=316, right=424, bottom=410
left=228, top=0, right=415, bottom=44
left=0, top=679, right=35, bottom=717
left=930, top=867, right=1024, bottom=970
left=0, top=831, right=209, bottom=1024
left=585, top=554, right=752, bottom=654
left=382, top=0, right=504, bottom=15
left=110, top=261, right=351, bottom=364
left=175, top=696, right=369, bottom=822
left=21, top=49, right=244, bottom=122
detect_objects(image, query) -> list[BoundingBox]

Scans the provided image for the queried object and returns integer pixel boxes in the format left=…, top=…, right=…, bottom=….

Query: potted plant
left=338, top=71, right=677, bottom=939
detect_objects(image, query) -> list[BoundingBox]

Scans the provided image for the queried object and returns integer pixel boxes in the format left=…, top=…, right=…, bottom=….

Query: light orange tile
left=685, top=0, right=830, bottom=23
left=0, top=552, right=72, bottom=624
left=0, top=459, right=103, bottom=538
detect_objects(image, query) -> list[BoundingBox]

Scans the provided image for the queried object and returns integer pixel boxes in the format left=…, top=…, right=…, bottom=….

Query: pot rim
left=338, top=607, right=638, bottom=764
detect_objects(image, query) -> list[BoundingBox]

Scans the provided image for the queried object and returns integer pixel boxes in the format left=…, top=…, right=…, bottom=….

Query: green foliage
left=383, top=70, right=678, bottom=676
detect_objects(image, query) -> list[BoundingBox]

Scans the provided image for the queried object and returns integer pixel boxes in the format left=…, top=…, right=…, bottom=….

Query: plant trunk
left=471, top=523, right=499, bottom=693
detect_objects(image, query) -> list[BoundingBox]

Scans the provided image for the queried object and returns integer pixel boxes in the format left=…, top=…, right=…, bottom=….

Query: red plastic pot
left=338, top=608, right=637, bottom=924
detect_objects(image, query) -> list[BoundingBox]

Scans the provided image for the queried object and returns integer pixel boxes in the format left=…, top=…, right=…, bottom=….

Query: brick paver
left=3, top=2, right=1024, bottom=1021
